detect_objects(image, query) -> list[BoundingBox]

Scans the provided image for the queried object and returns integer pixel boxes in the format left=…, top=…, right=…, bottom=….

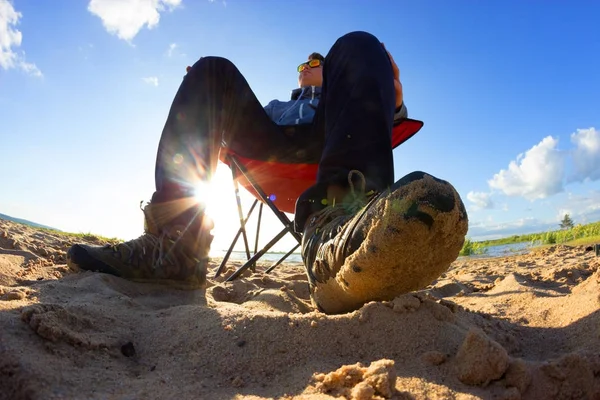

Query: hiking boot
left=301, top=170, right=468, bottom=314
left=67, top=197, right=214, bottom=289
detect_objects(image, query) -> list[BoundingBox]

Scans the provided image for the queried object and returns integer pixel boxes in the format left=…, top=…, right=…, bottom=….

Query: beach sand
left=1, top=218, right=599, bottom=399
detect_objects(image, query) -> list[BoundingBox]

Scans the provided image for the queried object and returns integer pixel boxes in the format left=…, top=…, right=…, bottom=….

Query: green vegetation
left=560, top=213, right=575, bottom=230
left=40, top=228, right=123, bottom=243
left=564, top=234, right=600, bottom=247
left=460, top=220, right=600, bottom=256
left=37, top=226, right=122, bottom=244
left=459, top=238, right=488, bottom=256
left=62, top=231, right=122, bottom=243
left=1, top=213, right=121, bottom=244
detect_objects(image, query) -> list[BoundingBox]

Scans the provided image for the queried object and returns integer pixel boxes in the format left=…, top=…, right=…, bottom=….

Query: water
left=212, top=250, right=303, bottom=264
left=467, top=241, right=536, bottom=259
left=217, top=241, right=537, bottom=264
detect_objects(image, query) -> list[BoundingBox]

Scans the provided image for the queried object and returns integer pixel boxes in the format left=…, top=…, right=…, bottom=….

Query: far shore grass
left=460, top=220, right=600, bottom=256
left=38, top=226, right=122, bottom=244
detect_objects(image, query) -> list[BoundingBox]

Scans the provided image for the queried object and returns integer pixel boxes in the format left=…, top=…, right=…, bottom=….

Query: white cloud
left=167, top=42, right=177, bottom=57
left=0, top=0, right=42, bottom=76
left=561, top=190, right=600, bottom=224
left=488, top=136, right=565, bottom=201
left=142, top=76, right=159, bottom=86
left=468, top=189, right=600, bottom=241
left=165, top=42, right=185, bottom=57
left=569, top=127, right=600, bottom=183
left=556, top=208, right=573, bottom=221
left=467, top=191, right=494, bottom=210
left=467, top=217, right=554, bottom=241
left=88, top=0, right=182, bottom=42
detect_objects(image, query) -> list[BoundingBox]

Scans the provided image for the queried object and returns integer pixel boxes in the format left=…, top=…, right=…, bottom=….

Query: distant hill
left=0, top=213, right=60, bottom=232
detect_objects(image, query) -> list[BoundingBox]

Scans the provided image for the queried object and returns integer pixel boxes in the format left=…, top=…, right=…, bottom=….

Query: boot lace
left=105, top=230, right=179, bottom=269
left=303, top=170, right=378, bottom=285
left=105, top=203, right=190, bottom=270
left=309, top=170, right=374, bottom=237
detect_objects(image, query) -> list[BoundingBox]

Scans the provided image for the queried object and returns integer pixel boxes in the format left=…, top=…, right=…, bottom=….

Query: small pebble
left=5, top=291, right=26, bottom=301
left=421, top=351, right=447, bottom=366
left=231, top=376, right=244, bottom=388
left=121, top=342, right=136, bottom=358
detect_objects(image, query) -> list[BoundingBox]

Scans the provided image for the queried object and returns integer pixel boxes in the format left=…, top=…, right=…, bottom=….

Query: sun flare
left=193, top=164, right=235, bottom=222
left=192, top=163, right=299, bottom=256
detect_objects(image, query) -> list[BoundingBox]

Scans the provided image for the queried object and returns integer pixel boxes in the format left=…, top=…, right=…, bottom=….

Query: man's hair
left=308, top=52, right=325, bottom=62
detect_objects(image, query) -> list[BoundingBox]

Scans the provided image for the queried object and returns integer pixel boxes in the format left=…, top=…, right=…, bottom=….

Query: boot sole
left=310, top=173, right=468, bottom=314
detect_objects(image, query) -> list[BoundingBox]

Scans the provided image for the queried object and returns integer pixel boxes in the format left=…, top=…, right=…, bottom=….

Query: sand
left=1, top=217, right=599, bottom=399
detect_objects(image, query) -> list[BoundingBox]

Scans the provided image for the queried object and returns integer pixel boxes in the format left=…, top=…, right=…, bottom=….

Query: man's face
left=298, top=59, right=323, bottom=87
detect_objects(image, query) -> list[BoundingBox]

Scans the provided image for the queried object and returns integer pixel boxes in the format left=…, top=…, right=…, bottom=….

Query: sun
left=194, top=163, right=236, bottom=222
left=193, top=163, right=253, bottom=254
left=193, top=162, right=300, bottom=257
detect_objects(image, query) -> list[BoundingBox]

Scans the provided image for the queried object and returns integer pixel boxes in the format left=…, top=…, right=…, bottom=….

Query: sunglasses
left=297, top=59, right=323, bottom=72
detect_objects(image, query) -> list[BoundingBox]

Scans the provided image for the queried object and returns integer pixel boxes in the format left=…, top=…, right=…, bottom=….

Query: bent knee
left=337, top=31, right=381, bottom=46
left=188, top=56, right=237, bottom=73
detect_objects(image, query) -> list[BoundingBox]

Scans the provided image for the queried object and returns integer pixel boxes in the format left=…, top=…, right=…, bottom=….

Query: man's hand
left=382, top=43, right=403, bottom=109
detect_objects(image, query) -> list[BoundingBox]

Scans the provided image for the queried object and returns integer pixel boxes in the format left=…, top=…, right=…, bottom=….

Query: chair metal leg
left=220, top=154, right=305, bottom=281
left=229, top=156, right=302, bottom=244
left=249, top=202, right=264, bottom=272
left=254, top=202, right=263, bottom=254
left=225, top=226, right=290, bottom=282
left=265, top=243, right=301, bottom=274
left=213, top=199, right=259, bottom=278
left=232, top=170, right=252, bottom=260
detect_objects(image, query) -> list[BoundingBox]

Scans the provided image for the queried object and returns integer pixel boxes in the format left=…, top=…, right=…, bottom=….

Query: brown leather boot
left=67, top=196, right=214, bottom=289
left=301, top=171, right=468, bottom=314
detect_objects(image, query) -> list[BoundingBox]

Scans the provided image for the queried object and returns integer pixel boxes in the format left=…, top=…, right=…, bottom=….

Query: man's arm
left=382, top=43, right=406, bottom=120
left=263, top=100, right=277, bottom=120
left=393, top=102, right=408, bottom=121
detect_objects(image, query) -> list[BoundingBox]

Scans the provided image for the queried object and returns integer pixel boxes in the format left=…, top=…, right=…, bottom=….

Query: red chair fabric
left=219, top=118, right=423, bottom=214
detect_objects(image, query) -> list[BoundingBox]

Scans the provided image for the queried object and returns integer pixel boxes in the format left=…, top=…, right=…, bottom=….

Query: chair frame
left=213, top=153, right=302, bottom=282
left=213, top=118, right=424, bottom=281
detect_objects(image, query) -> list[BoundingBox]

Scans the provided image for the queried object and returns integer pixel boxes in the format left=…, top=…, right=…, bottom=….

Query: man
left=67, top=31, right=468, bottom=314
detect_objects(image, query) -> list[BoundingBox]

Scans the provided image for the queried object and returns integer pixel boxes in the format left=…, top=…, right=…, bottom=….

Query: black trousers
left=154, top=31, right=397, bottom=224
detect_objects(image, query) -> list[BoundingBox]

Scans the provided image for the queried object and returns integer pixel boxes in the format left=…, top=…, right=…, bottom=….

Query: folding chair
left=214, top=118, right=424, bottom=281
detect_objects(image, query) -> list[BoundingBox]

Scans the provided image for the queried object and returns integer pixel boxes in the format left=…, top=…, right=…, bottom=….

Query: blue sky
left=1, top=0, right=599, bottom=253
